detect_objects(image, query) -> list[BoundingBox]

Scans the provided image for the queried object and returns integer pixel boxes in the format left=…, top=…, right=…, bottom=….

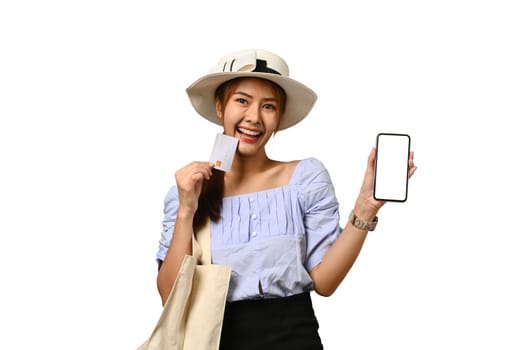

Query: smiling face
left=215, top=78, right=285, bottom=159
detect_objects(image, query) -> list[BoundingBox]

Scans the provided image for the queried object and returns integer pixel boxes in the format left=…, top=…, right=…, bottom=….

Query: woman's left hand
left=354, top=148, right=417, bottom=220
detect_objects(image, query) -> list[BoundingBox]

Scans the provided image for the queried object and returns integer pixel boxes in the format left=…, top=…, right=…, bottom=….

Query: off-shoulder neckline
left=223, top=158, right=316, bottom=199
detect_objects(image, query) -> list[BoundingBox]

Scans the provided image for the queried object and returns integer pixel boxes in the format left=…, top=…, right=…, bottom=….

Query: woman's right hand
left=175, top=161, right=214, bottom=216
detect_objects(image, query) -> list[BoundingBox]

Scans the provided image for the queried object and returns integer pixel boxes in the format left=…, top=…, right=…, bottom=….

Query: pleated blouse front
left=157, top=157, right=342, bottom=301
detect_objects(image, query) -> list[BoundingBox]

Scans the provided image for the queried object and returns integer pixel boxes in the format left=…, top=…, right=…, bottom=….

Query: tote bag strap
left=193, top=219, right=212, bottom=265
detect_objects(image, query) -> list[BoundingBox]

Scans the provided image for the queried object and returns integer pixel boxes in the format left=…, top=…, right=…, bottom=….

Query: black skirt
left=219, top=292, right=324, bottom=350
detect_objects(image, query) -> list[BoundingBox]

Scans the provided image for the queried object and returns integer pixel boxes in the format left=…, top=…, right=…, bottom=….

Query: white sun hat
left=186, top=49, right=317, bottom=131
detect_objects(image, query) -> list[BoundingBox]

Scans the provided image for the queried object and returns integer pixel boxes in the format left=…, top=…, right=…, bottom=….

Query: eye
left=235, top=98, right=248, bottom=105
left=263, top=103, right=277, bottom=111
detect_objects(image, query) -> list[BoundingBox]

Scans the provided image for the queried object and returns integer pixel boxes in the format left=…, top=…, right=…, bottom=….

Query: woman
left=156, top=49, right=417, bottom=349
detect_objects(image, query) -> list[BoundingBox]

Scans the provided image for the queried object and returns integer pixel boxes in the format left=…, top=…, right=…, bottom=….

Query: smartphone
left=373, top=133, right=411, bottom=202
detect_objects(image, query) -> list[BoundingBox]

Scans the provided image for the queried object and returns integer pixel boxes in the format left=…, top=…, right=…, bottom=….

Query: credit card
left=209, top=133, right=239, bottom=172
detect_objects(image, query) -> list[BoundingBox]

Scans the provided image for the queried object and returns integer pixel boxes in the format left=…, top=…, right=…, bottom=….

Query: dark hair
left=192, top=167, right=224, bottom=232
left=192, top=77, right=286, bottom=231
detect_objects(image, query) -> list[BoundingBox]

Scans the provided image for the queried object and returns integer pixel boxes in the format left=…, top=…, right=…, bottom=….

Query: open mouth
left=237, top=127, right=263, bottom=143
left=238, top=127, right=262, bottom=137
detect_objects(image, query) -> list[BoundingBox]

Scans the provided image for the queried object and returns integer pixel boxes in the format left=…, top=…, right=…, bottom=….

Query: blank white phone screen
left=374, top=133, right=411, bottom=202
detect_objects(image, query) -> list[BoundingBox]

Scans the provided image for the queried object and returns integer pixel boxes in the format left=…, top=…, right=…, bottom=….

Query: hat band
left=221, top=58, right=281, bottom=75
left=253, top=59, right=281, bottom=75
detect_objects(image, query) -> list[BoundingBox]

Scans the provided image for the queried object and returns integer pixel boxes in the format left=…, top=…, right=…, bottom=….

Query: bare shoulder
left=224, top=159, right=303, bottom=196
left=266, top=159, right=301, bottom=186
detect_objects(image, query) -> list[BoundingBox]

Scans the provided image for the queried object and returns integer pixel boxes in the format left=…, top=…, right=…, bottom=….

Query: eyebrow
left=233, top=91, right=277, bottom=102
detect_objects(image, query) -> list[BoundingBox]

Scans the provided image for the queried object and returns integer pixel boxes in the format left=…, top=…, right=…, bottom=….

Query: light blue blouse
left=156, top=157, right=343, bottom=301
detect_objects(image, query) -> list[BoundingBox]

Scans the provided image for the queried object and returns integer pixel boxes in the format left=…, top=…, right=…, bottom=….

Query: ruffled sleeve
left=294, top=158, right=343, bottom=271
left=156, top=185, right=179, bottom=264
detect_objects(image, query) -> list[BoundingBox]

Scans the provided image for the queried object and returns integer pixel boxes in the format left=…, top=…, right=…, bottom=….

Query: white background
left=1, top=1, right=524, bottom=349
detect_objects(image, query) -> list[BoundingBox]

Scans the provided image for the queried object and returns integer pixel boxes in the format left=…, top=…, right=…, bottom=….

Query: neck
left=228, top=151, right=274, bottom=180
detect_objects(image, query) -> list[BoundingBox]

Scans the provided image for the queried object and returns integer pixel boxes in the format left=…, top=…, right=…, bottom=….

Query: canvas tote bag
left=137, top=219, right=231, bottom=350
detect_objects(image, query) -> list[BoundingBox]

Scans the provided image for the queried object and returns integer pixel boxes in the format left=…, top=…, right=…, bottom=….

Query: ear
left=215, top=99, right=223, bottom=120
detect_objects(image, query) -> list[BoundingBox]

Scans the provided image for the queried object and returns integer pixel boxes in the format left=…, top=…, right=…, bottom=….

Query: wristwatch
left=349, top=210, right=378, bottom=231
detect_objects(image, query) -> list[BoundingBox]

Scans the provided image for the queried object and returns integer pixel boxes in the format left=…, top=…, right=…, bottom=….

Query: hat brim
left=186, top=72, right=317, bottom=131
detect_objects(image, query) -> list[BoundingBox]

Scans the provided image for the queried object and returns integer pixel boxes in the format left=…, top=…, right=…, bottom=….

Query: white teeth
left=238, top=128, right=262, bottom=136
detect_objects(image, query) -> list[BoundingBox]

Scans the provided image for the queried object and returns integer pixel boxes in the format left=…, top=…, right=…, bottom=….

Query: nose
left=244, top=102, right=261, bottom=124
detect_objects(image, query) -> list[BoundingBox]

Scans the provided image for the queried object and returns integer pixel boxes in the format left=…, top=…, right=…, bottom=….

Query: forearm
left=309, top=204, right=378, bottom=297
left=309, top=221, right=369, bottom=296
left=156, top=210, right=194, bottom=305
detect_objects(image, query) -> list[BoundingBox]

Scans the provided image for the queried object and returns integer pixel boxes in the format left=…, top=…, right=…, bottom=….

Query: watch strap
left=349, top=210, right=378, bottom=231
